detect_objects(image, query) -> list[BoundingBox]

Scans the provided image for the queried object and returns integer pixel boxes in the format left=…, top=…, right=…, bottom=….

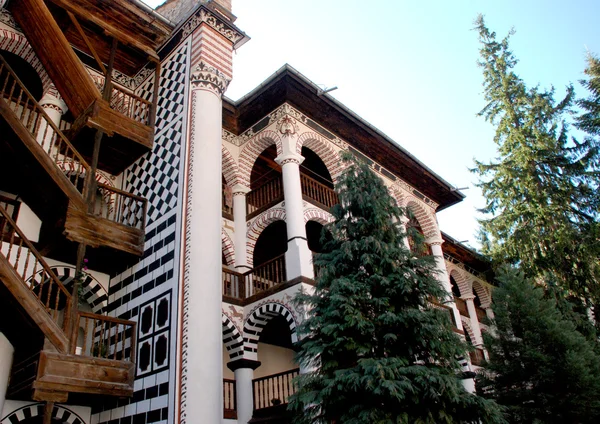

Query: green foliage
left=472, top=16, right=600, bottom=302
left=289, top=152, right=505, bottom=424
left=477, top=267, right=600, bottom=423
left=576, top=54, right=600, bottom=137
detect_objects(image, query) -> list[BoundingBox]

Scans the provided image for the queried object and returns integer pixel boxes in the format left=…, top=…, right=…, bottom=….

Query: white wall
left=255, top=343, right=296, bottom=379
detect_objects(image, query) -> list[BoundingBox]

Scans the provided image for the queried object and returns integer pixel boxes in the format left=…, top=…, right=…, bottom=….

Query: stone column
left=399, top=215, right=411, bottom=251
left=0, top=333, right=14, bottom=417
left=38, top=90, right=67, bottom=149
left=483, top=302, right=495, bottom=320
left=275, top=149, right=314, bottom=280
left=232, top=184, right=251, bottom=272
left=181, top=61, right=230, bottom=423
left=228, top=359, right=261, bottom=424
left=462, top=294, right=483, bottom=345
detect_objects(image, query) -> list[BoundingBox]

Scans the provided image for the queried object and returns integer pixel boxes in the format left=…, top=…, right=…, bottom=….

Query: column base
left=285, top=238, right=314, bottom=280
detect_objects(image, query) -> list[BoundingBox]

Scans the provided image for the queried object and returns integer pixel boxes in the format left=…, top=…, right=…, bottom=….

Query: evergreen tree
left=576, top=53, right=600, bottom=137
left=472, top=16, right=600, bottom=302
left=477, top=267, right=600, bottom=423
left=289, top=153, right=505, bottom=424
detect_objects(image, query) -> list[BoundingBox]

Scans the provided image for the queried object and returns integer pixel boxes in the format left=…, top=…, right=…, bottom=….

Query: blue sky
left=146, top=0, right=600, bottom=249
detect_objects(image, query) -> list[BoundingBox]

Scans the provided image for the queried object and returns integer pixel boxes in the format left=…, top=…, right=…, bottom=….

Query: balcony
left=223, top=254, right=287, bottom=304
left=223, top=378, right=237, bottom=419
left=469, top=347, right=485, bottom=367
left=428, top=298, right=464, bottom=336
left=252, top=368, right=299, bottom=421
left=454, top=296, right=469, bottom=317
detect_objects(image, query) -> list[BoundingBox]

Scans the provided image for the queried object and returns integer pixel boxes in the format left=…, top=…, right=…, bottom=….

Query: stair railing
left=0, top=205, right=72, bottom=333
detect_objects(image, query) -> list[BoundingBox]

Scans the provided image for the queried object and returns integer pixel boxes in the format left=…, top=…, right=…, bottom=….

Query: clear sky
left=145, top=0, right=600, bottom=250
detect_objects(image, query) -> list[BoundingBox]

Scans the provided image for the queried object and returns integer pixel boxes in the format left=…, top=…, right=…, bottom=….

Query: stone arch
left=472, top=279, right=492, bottom=307
left=297, top=132, right=343, bottom=183
left=388, top=185, right=405, bottom=208
left=243, top=302, right=298, bottom=360
left=303, top=208, right=335, bottom=225
left=1, top=403, right=86, bottom=424
left=246, top=207, right=286, bottom=265
left=405, top=197, right=438, bottom=240
left=461, top=317, right=477, bottom=345
left=222, top=144, right=239, bottom=187
left=238, top=130, right=281, bottom=188
left=447, top=266, right=471, bottom=298
left=55, top=161, right=114, bottom=186
left=222, top=228, right=235, bottom=266
left=0, top=27, right=51, bottom=94
left=222, top=313, right=244, bottom=360
left=27, top=266, right=108, bottom=314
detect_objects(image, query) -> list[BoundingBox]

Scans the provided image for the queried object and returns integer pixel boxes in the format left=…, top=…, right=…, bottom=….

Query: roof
left=223, top=64, right=465, bottom=211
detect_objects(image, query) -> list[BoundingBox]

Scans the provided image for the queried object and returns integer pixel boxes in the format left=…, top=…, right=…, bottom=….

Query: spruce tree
left=472, top=16, right=600, bottom=302
left=576, top=54, right=600, bottom=137
left=289, top=153, right=505, bottom=424
left=477, top=267, right=600, bottom=423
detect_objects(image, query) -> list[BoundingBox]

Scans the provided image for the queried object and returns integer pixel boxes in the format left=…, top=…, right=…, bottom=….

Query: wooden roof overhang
left=223, top=65, right=465, bottom=211
left=46, top=0, right=173, bottom=76
left=441, top=232, right=493, bottom=278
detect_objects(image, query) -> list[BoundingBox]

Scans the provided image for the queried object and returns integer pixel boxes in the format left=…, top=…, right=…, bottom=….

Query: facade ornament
left=275, top=153, right=304, bottom=166
left=181, top=8, right=246, bottom=46
left=425, top=235, right=444, bottom=246
left=460, top=294, right=476, bottom=301
left=190, top=61, right=231, bottom=96
left=277, top=115, right=298, bottom=136
left=232, top=183, right=250, bottom=197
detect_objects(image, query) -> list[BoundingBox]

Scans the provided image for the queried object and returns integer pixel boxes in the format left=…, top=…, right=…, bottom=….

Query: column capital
left=227, top=358, right=262, bottom=371
left=39, top=93, right=68, bottom=115
left=190, top=61, right=231, bottom=96
left=480, top=302, right=492, bottom=309
left=232, top=184, right=251, bottom=196
left=461, top=294, right=476, bottom=301
left=275, top=152, right=304, bottom=166
left=425, top=236, right=444, bottom=246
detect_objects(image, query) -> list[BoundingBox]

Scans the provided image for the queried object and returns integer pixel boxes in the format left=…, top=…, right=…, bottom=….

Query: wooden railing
left=0, top=205, right=72, bottom=332
left=94, top=183, right=147, bottom=230
left=73, top=311, right=136, bottom=362
left=0, top=194, right=20, bottom=224
left=110, top=85, right=152, bottom=127
left=246, top=177, right=283, bottom=216
left=469, top=347, right=485, bottom=366
left=0, top=54, right=90, bottom=196
left=223, top=379, right=237, bottom=419
left=253, top=368, right=299, bottom=411
left=300, top=173, right=337, bottom=209
left=454, top=296, right=469, bottom=317
left=475, top=306, right=487, bottom=322
left=222, top=254, right=287, bottom=300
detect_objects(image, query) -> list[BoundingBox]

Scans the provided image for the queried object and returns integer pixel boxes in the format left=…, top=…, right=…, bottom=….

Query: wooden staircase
left=0, top=204, right=136, bottom=401
left=0, top=55, right=147, bottom=256
left=8, top=0, right=163, bottom=174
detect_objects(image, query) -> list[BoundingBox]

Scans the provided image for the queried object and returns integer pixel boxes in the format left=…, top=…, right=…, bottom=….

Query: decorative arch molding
left=296, top=131, right=343, bottom=183
left=303, top=207, right=334, bottom=225
left=1, top=403, right=86, bottom=424
left=222, top=228, right=235, bottom=266
left=243, top=301, right=298, bottom=360
left=222, top=313, right=244, bottom=360
left=472, top=279, right=492, bottom=307
left=0, top=26, right=51, bottom=94
left=238, top=130, right=281, bottom=188
left=461, top=317, right=477, bottom=345
left=388, top=185, right=406, bottom=208
left=246, top=207, right=286, bottom=265
left=222, top=144, right=239, bottom=187
left=55, top=160, right=114, bottom=187
left=447, top=266, right=471, bottom=298
left=405, top=197, right=438, bottom=240
left=26, top=266, right=107, bottom=314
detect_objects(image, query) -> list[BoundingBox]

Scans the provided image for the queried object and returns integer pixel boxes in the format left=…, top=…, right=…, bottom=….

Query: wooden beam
left=43, top=402, right=54, bottom=424
left=67, top=11, right=106, bottom=74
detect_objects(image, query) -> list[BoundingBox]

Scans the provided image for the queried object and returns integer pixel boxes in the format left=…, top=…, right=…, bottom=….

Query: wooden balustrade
left=246, top=178, right=283, bottom=217
left=469, top=347, right=485, bottom=366
left=0, top=54, right=90, bottom=196
left=222, top=254, right=287, bottom=300
left=454, top=296, right=469, bottom=317
left=94, top=183, right=147, bottom=230
left=223, top=379, right=237, bottom=419
left=0, top=194, right=20, bottom=225
left=0, top=205, right=72, bottom=332
left=253, top=368, right=299, bottom=411
left=109, top=85, right=152, bottom=127
left=74, top=311, right=136, bottom=362
left=300, top=172, right=338, bottom=209
left=475, top=306, right=487, bottom=322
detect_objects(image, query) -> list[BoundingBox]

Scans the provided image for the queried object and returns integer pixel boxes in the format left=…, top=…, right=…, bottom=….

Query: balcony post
left=0, top=333, right=14, bottom=415
left=228, top=359, right=261, bottom=424
left=275, top=119, right=314, bottom=280
left=232, top=184, right=251, bottom=271
left=461, top=294, right=483, bottom=345
left=182, top=61, right=230, bottom=423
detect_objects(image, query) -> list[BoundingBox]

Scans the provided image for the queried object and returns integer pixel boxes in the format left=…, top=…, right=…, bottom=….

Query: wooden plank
left=0, top=255, right=69, bottom=353
left=64, top=203, right=145, bottom=256
left=9, top=0, right=100, bottom=116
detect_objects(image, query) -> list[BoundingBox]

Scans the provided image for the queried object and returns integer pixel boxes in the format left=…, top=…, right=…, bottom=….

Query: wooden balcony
left=469, top=347, right=485, bottom=367
left=428, top=298, right=464, bottom=336
left=223, top=378, right=237, bottom=419
left=223, top=255, right=287, bottom=304
left=300, top=173, right=338, bottom=210
left=475, top=306, right=487, bottom=322
left=454, top=296, right=469, bottom=317
left=252, top=368, right=299, bottom=420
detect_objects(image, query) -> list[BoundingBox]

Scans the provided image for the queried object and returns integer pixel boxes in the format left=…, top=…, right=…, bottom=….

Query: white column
left=483, top=303, right=495, bottom=320
left=462, top=294, right=483, bottom=345
left=275, top=150, right=314, bottom=280
left=38, top=91, right=67, bottom=150
left=228, top=359, right=260, bottom=424
left=0, top=333, right=14, bottom=417
left=399, top=216, right=411, bottom=251
left=232, top=184, right=250, bottom=271
left=181, top=62, right=230, bottom=423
